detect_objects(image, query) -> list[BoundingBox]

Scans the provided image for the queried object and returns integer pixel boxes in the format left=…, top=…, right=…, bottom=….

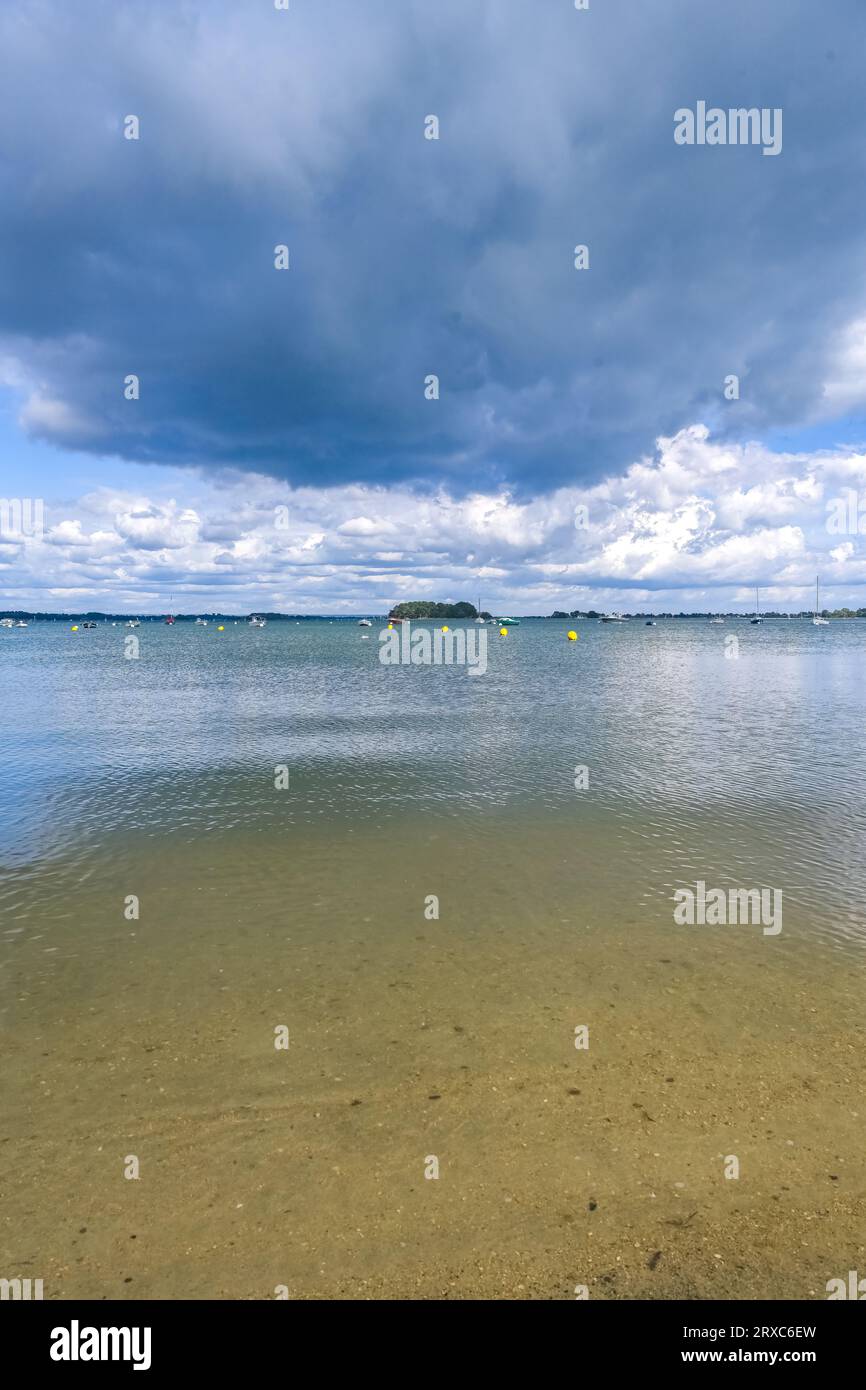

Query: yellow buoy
left=387, top=622, right=393, bottom=630
left=217, top=625, right=225, bottom=631
left=567, top=630, right=578, bottom=641
left=499, top=626, right=508, bottom=637
left=441, top=625, right=449, bottom=633
left=71, top=625, right=79, bottom=632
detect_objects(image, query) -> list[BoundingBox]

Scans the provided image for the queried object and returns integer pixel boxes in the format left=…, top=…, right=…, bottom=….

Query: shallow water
left=1, top=618, right=864, bottom=1298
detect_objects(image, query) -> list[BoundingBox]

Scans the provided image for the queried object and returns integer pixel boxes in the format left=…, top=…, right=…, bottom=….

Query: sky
left=1, top=0, right=866, bottom=614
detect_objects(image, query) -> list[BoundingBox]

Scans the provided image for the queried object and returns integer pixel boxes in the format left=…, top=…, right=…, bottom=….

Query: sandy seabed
left=3, top=817, right=864, bottom=1300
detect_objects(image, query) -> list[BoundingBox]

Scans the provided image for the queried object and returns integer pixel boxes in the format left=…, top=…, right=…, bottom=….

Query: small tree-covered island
left=388, top=601, right=492, bottom=620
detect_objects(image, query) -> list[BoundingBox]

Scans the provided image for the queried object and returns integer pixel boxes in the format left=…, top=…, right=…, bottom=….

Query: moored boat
left=812, top=577, right=829, bottom=626
left=750, top=587, right=763, bottom=624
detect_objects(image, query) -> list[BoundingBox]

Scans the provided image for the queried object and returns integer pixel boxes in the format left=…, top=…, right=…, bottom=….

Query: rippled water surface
left=3, top=616, right=866, bottom=1300
left=1, top=617, right=864, bottom=956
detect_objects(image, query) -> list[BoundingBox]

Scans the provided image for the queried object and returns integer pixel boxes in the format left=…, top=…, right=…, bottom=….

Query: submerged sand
left=2, top=814, right=864, bottom=1299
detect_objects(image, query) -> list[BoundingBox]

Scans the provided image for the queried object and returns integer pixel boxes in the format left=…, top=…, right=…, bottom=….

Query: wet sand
left=2, top=814, right=864, bottom=1299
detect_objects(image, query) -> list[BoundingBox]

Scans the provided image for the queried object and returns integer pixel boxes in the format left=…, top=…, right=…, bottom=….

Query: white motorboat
left=249, top=616, right=266, bottom=628
left=599, top=613, right=627, bottom=623
left=358, top=618, right=373, bottom=627
left=0, top=617, right=14, bottom=628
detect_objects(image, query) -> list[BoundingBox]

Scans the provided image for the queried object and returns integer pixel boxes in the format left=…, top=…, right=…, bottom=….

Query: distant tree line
left=551, top=609, right=866, bottom=619
left=389, top=601, right=490, bottom=619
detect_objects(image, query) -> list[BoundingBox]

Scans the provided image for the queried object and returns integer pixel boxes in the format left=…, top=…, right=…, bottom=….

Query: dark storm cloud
left=1, top=0, right=865, bottom=494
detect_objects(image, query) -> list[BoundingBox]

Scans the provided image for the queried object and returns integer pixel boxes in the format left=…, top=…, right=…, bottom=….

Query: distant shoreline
left=2, top=612, right=864, bottom=623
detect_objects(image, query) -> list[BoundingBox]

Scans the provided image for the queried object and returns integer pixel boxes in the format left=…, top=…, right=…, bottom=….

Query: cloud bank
left=4, top=427, right=866, bottom=613
left=1, top=0, right=866, bottom=496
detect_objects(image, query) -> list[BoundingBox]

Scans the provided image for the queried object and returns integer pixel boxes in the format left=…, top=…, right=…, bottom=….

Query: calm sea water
left=1, top=616, right=865, bottom=956
left=3, top=616, right=866, bottom=1300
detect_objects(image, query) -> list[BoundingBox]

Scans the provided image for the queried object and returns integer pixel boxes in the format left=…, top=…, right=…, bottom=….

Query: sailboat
left=475, top=596, right=486, bottom=624
left=812, top=577, right=830, bottom=626
left=750, top=587, right=763, bottom=624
